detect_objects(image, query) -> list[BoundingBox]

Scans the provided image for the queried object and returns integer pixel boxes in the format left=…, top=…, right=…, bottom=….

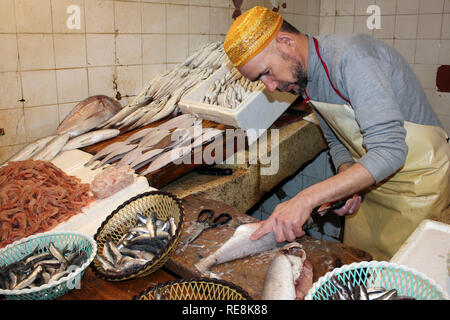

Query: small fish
left=32, top=133, right=70, bottom=162
left=62, top=129, right=120, bottom=151
left=7, top=135, right=56, bottom=162
left=13, top=266, right=43, bottom=290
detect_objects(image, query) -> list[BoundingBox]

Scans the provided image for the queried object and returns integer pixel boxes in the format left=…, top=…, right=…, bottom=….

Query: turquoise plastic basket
left=305, top=261, right=449, bottom=300
left=0, top=231, right=97, bottom=300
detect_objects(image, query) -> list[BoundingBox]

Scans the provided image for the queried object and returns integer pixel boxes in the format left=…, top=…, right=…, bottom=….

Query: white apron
left=306, top=38, right=450, bottom=260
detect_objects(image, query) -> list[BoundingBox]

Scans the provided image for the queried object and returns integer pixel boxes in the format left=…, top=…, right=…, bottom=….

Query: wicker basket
left=305, top=261, right=449, bottom=300
left=0, top=231, right=97, bottom=300
left=90, top=191, right=184, bottom=281
left=134, top=278, right=252, bottom=300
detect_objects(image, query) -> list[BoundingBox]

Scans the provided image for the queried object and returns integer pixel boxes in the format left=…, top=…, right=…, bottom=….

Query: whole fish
left=93, top=142, right=138, bottom=170
left=116, top=147, right=145, bottom=168
left=56, top=95, right=122, bottom=138
left=124, top=128, right=160, bottom=145
left=139, top=146, right=191, bottom=176
left=130, top=148, right=164, bottom=171
left=157, top=114, right=194, bottom=131
left=194, top=223, right=285, bottom=273
left=62, top=129, right=120, bottom=151
left=138, top=130, right=171, bottom=149
left=261, top=242, right=313, bottom=300
left=84, top=141, right=124, bottom=167
left=32, top=133, right=71, bottom=162
left=7, top=135, right=56, bottom=162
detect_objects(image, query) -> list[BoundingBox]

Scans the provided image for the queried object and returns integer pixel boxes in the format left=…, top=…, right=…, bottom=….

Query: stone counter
left=162, top=119, right=327, bottom=213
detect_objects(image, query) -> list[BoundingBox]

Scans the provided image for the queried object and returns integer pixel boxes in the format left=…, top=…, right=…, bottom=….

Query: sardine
left=195, top=223, right=285, bottom=273
left=32, top=133, right=70, bottom=161
left=57, top=95, right=122, bottom=138
left=7, top=135, right=56, bottom=162
left=13, top=266, right=43, bottom=290
left=62, top=129, right=120, bottom=151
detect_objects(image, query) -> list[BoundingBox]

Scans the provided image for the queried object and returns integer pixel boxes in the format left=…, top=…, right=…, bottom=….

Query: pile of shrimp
left=0, top=159, right=95, bottom=248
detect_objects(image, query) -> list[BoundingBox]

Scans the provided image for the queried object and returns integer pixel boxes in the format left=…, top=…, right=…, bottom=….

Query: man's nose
left=261, top=78, right=279, bottom=92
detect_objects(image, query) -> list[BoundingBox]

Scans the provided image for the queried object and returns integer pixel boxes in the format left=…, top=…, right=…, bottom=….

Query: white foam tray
left=390, top=219, right=450, bottom=297
left=179, top=64, right=297, bottom=146
left=50, top=149, right=155, bottom=237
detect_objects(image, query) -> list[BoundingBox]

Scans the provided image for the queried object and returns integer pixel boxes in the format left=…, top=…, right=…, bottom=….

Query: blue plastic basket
left=305, top=261, right=448, bottom=300
left=0, top=231, right=97, bottom=300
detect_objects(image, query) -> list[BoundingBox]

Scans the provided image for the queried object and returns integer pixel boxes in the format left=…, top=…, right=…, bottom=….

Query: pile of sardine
left=0, top=242, right=88, bottom=291
left=329, top=277, right=416, bottom=300
left=96, top=212, right=177, bottom=276
left=201, top=67, right=265, bottom=109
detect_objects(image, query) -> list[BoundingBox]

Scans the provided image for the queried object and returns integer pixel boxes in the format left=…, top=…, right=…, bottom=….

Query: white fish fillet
left=138, top=129, right=171, bottom=149
left=93, top=143, right=138, bottom=169
left=261, top=243, right=306, bottom=300
left=32, top=133, right=71, bottom=162
left=157, top=114, right=194, bottom=131
left=62, top=129, right=120, bottom=151
left=7, top=135, right=56, bottom=162
left=195, top=223, right=285, bottom=273
left=139, top=146, right=191, bottom=176
left=124, top=127, right=159, bottom=145
left=130, top=148, right=164, bottom=171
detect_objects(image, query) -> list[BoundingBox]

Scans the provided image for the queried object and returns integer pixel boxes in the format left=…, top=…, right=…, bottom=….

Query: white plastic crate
left=179, top=64, right=297, bottom=145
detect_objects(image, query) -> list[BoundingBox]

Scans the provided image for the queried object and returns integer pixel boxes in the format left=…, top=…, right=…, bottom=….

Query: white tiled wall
left=0, top=0, right=320, bottom=163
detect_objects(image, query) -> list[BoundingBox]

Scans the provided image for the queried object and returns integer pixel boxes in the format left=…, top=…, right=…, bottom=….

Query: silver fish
left=7, top=135, right=56, bottom=162
left=13, top=266, right=43, bottom=290
left=92, top=143, right=138, bottom=169
left=195, top=223, right=285, bottom=273
left=157, top=114, right=194, bottom=131
left=124, top=128, right=160, bottom=145
left=129, top=148, right=163, bottom=171
left=84, top=141, right=124, bottom=167
left=116, top=147, right=145, bottom=168
left=138, top=130, right=171, bottom=149
left=62, top=129, right=120, bottom=151
left=57, top=95, right=122, bottom=138
left=139, top=146, right=192, bottom=176
left=32, top=133, right=70, bottom=162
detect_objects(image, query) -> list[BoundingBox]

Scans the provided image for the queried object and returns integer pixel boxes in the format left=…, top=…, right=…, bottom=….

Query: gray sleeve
left=341, top=55, right=408, bottom=184
left=313, top=109, right=355, bottom=170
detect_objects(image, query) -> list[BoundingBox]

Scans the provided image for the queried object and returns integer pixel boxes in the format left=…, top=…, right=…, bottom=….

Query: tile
left=87, top=66, right=116, bottom=97
left=115, top=34, right=142, bottom=65
left=189, top=34, right=210, bottom=55
left=167, top=34, right=189, bottom=63
left=376, top=0, right=397, bottom=15
left=438, top=40, right=450, bottom=65
left=210, top=0, right=230, bottom=8
left=0, top=35, right=19, bottom=72
left=295, top=0, right=309, bottom=15
left=85, top=0, right=114, bottom=33
left=17, top=34, right=55, bottom=71
left=442, top=14, right=450, bottom=39
left=419, top=0, right=444, bottom=14
left=143, top=34, right=166, bottom=64
left=209, top=7, right=231, bottom=35
left=51, top=0, right=85, bottom=33
left=374, top=15, right=395, bottom=39
left=294, top=14, right=308, bottom=32
left=15, top=0, right=52, bottom=33
left=56, top=68, right=88, bottom=104
left=413, top=64, right=438, bottom=90
left=53, top=34, right=87, bottom=69
left=142, top=64, right=166, bottom=84
left=0, top=72, right=22, bottom=110
left=425, top=90, right=450, bottom=115
left=0, top=0, right=16, bottom=33
left=334, top=16, right=354, bottom=34
left=58, top=102, right=78, bottom=124
left=189, top=5, right=210, bottom=34
left=417, top=14, right=443, bottom=39
left=0, top=108, right=26, bottom=146
left=445, top=0, right=450, bottom=12
left=307, top=15, right=320, bottom=35
left=397, top=0, right=419, bottom=14
left=336, top=0, right=355, bottom=16
left=437, top=114, right=450, bottom=134
left=394, top=39, right=416, bottom=64
left=307, top=0, right=321, bottom=16
left=21, top=70, right=58, bottom=107
left=320, top=0, right=336, bottom=16
left=189, top=0, right=209, bottom=5
left=280, top=0, right=295, bottom=14
left=167, top=4, right=189, bottom=34
left=114, top=1, right=141, bottom=34
left=0, top=144, right=26, bottom=164
left=353, top=15, right=373, bottom=35
left=115, top=65, right=143, bottom=97
left=86, top=34, right=116, bottom=67
left=395, top=15, right=418, bottom=39
left=142, top=3, right=166, bottom=34
left=355, top=0, right=376, bottom=16
left=414, top=39, right=440, bottom=64
left=24, top=105, right=59, bottom=141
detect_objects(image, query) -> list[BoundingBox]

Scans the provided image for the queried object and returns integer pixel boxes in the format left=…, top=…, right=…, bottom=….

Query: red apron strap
left=311, top=37, right=351, bottom=105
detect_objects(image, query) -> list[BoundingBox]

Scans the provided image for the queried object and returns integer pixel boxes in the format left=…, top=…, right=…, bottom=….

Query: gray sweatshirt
left=305, top=34, right=444, bottom=184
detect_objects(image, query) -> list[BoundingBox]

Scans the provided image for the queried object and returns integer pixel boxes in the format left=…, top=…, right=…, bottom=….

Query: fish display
left=56, top=95, right=122, bottom=138
left=0, top=242, right=88, bottom=290
left=95, top=212, right=177, bottom=276
left=201, top=67, right=265, bottom=109
left=32, top=133, right=70, bottom=162
left=328, top=277, right=416, bottom=300
left=62, top=129, right=120, bottom=151
left=195, top=223, right=285, bottom=273
left=7, top=135, right=56, bottom=162
left=261, top=243, right=313, bottom=300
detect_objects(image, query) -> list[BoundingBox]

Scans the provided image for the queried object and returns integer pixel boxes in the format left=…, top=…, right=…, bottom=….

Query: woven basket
left=0, top=231, right=97, bottom=300
left=134, top=278, right=252, bottom=300
left=90, top=191, right=184, bottom=281
left=305, top=261, right=449, bottom=300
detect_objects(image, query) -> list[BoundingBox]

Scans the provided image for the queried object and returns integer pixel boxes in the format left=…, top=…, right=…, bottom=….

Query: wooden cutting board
left=82, top=118, right=241, bottom=189
left=166, top=193, right=373, bottom=300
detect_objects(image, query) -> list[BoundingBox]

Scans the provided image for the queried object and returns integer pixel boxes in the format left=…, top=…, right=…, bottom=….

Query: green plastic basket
left=0, top=231, right=97, bottom=300
left=305, top=261, right=448, bottom=300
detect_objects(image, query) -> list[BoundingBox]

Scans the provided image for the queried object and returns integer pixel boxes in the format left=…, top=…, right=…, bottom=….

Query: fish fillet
left=195, top=223, right=285, bottom=273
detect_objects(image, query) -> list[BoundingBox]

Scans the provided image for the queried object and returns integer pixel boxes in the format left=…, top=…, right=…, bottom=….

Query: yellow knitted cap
left=224, top=6, right=283, bottom=69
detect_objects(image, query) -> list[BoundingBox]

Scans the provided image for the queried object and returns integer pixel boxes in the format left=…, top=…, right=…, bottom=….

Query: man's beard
left=277, top=51, right=308, bottom=95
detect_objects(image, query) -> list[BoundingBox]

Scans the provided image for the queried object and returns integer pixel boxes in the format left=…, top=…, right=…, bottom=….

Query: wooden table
left=58, top=194, right=371, bottom=300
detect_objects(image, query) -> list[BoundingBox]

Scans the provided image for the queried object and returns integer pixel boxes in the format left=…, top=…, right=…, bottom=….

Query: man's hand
left=333, top=194, right=362, bottom=216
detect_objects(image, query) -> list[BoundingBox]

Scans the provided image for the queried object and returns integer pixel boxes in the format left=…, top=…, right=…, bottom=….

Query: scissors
left=181, top=209, right=232, bottom=251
